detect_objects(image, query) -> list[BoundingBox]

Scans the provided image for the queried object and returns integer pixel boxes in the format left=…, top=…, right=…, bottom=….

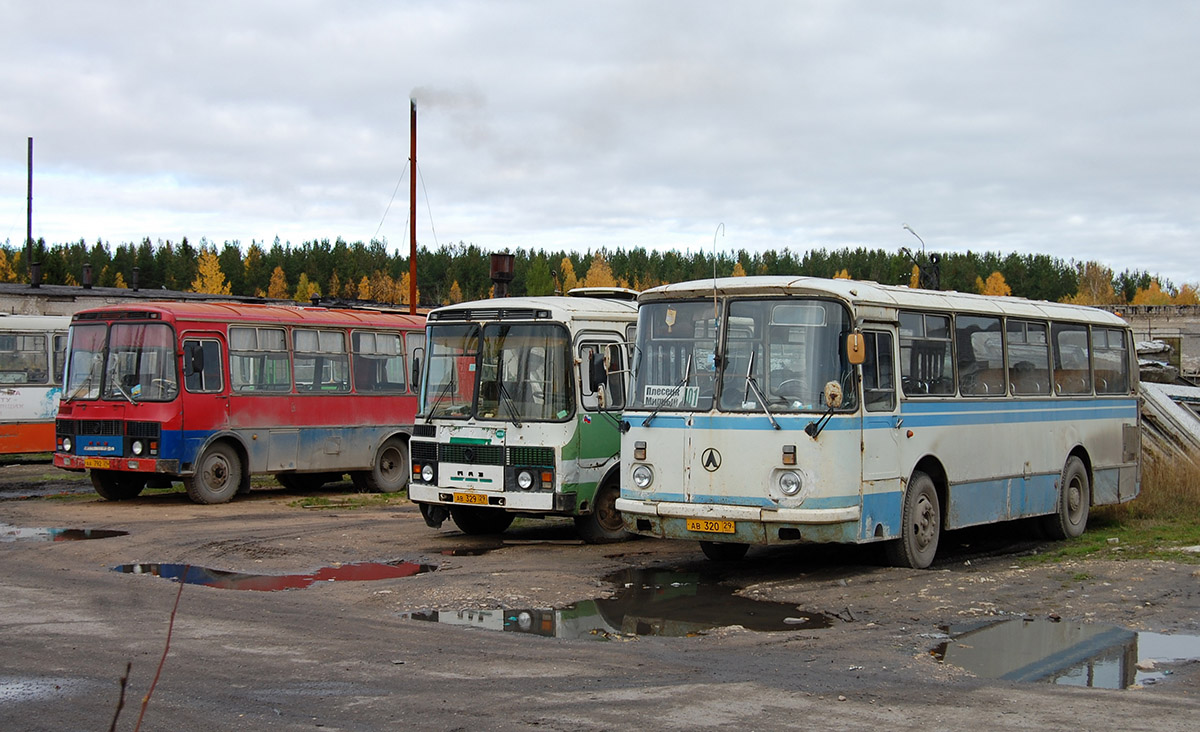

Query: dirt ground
left=2, top=461, right=1199, bottom=731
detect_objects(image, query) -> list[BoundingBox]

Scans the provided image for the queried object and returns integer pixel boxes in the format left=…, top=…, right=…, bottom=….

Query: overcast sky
left=3, top=1, right=1199, bottom=288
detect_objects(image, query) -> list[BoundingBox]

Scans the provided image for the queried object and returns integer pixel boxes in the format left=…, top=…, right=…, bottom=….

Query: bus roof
left=639, top=276, right=1129, bottom=327
left=68, top=301, right=426, bottom=330
left=0, top=313, right=72, bottom=331
left=427, top=295, right=638, bottom=323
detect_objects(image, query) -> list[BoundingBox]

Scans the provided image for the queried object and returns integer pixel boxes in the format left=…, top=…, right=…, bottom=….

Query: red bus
left=53, top=302, right=425, bottom=503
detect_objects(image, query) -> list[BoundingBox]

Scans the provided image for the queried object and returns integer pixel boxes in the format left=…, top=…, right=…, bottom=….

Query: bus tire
left=574, top=479, right=631, bottom=544
left=699, top=541, right=749, bottom=561
left=184, top=443, right=243, bottom=504
left=90, top=470, right=147, bottom=501
left=352, top=438, right=409, bottom=493
left=450, top=506, right=514, bottom=535
left=1041, top=456, right=1090, bottom=540
left=886, top=471, right=940, bottom=569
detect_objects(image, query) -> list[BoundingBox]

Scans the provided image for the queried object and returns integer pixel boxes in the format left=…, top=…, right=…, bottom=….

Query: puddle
left=1, top=522, right=128, bottom=542
left=933, top=618, right=1200, bottom=688
left=114, top=561, right=436, bottom=591
left=400, top=568, right=833, bottom=639
left=430, top=542, right=504, bottom=557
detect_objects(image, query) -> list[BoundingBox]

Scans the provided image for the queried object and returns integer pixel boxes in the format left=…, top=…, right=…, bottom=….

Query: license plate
left=453, top=492, right=489, bottom=506
left=686, top=518, right=735, bottom=534
left=84, top=458, right=111, bottom=469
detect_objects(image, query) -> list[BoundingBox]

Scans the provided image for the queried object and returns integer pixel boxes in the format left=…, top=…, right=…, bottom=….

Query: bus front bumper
left=614, top=498, right=861, bottom=545
left=55, top=453, right=180, bottom=475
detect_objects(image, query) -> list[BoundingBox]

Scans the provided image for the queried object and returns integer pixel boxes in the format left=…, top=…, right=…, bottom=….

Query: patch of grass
left=288, top=491, right=407, bottom=510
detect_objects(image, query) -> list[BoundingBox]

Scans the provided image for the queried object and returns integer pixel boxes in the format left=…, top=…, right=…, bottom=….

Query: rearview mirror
left=846, top=332, right=865, bottom=365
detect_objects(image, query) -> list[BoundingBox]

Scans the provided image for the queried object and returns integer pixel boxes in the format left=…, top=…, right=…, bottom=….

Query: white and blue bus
left=409, top=289, right=638, bottom=543
left=616, top=276, right=1140, bottom=567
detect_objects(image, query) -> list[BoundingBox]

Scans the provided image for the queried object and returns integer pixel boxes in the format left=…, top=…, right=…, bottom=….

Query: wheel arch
left=909, top=454, right=949, bottom=522
left=1067, top=444, right=1094, bottom=506
left=185, top=431, right=251, bottom=484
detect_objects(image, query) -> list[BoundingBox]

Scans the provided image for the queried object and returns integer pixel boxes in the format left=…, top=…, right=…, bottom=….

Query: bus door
left=181, top=332, right=230, bottom=443
left=858, top=327, right=903, bottom=540
left=576, top=335, right=627, bottom=473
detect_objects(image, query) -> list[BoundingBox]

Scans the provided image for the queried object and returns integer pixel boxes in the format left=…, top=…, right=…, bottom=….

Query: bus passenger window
left=862, top=331, right=895, bottom=411
left=1006, top=320, right=1050, bottom=395
left=955, top=315, right=1003, bottom=396
left=295, top=329, right=349, bottom=393
left=352, top=331, right=406, bottom=392
left=899, top=312, right=953, bottom=396
left=1052, top=323, right=1092, bottom=395
left=230, top=326, right=290, bottom=393
left=1093, top=327, right=1130, bottom=394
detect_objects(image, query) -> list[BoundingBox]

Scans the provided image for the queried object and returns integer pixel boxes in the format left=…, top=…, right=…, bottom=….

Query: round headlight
left=421, top=464, right=434, bottom=482
left=632, top=464, right=654, bottom=489
left=517, top=611, right=533, bottom=631
left=131, top=440, right=144, bottom=456
left=517, top=470, right=534, bottom=490
left=779, top=471, right=802, bottom=496
left=62, top=437, right=72, bottom=453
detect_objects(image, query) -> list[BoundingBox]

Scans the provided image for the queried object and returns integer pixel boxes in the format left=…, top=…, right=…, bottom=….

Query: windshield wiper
left=423, top=376, right=457, bottom=424
left=495, top=380, right=523, bottom=428
left=741, top=350, right=780, bottom=430
left=642, top=355, right=693, bottom=427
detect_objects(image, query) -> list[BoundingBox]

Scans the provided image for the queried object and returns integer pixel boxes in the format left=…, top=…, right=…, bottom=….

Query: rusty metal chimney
left=490, top=252, right=515, bottom=298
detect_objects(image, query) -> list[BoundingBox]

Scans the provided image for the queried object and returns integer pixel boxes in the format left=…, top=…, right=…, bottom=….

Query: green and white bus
left=616, top=276, right=1140, bottom=567
left=409, top=289, right=637, bottom=543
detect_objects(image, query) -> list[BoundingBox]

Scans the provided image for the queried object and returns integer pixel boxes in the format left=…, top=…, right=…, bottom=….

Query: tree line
left=1, top=236, right=1196, bottom=307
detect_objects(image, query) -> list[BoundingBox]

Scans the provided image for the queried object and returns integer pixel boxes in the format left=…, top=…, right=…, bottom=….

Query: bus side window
left=183, top=339, right=224, bottom=394
left=899, top=311, right=953, bottom=396
left=1093, top=327, right=1131, bottom=394
left=1051, top=323, right=1092, bottom=395
left=862, top=331, right=895, bottom=412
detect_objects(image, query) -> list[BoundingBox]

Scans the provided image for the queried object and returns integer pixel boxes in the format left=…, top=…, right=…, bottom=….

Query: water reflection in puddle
left=933, top=618, right=1200, bottom=688
left=114, top=561, right=436, bottom=591
left=400, top=568, right=832, bottom=639
left=1, top=523, right=128, bottom=542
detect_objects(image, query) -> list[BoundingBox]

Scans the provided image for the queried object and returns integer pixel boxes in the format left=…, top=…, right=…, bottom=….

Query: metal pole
left=27, top=137, right=33, bottom=278
left=409, top=100, right=417, bottom=315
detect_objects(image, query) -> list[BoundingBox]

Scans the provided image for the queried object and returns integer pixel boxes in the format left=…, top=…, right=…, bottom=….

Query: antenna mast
left=409, top=100, right=418, bottom=315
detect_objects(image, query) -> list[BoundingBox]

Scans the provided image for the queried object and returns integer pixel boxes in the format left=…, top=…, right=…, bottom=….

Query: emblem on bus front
left=701, top=448, right=721, bottom=472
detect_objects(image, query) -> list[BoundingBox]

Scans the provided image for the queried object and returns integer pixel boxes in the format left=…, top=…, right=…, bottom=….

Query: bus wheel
left=699, top=541, right=749, bottom=561
left=184, top=443, right=243, bottom=504
left=450, top=506, right=514, bottom=535
left=90, top=470, right=147, bottom=501
left=886, top=471, right=940, bottom=569
left=574, top=480, right=631, bottom=544
left=352, top=438, right=409, bottom=493
left=1042, top=456, right=1090, bottom=540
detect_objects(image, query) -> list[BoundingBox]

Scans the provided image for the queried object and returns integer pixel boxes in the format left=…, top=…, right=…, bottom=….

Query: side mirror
left=846, top=332, right=866, bottom=365
left=184, top=342, right=205, bottom=376
left=411, top=347, right=425, bottom=386
left=588, top=350, right=607, bottom=393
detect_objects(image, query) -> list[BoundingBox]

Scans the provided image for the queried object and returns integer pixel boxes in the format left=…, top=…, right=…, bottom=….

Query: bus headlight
left=131, top=440, right=144, bottom=456
left=421, top=464, right=435, bottom=483
left=779, top=471, right=803, bottom=496
left=61, top=437, right=72, bottom=453
left=517, top=470, right=534, bottom=490
left=632, top=464, right=654, bottom=489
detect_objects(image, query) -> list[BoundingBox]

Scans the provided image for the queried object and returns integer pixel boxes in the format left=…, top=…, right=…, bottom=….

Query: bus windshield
left=64, top=322, right=178, bottom=402
left=422, top=322, right=573, bottom=423
left=631, top=298, right=856, bottom=413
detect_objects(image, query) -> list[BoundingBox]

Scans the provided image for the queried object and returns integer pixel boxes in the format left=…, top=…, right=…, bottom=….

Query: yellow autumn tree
left=0, top=250, right=18, bottom=282
left=190, top=249, right=232, bottom=295
left=267, top=266, right=289, bottom=299
left=1061, top=261, right=1117, bottom=305
left=977, top=271, right=1012, bottom=297
left=113, top=271, right=128, bottom=289
left=447, top=280, right=464, bottom=304
left=559, top=257, right=579, bottom=294
left=581, top=253, right=617, bottom=288
left=399, top=271, right=419, bottom=306
left=1174, top=283, right=1199, bottom=306
left=356, top=275, right=371, bottom=300
left=327, top=272, right=341, bottom=301
left=833, top=268, right=851, bottom=280
left=909, top=264, right=920, bottom=288
left=731, top=262, right=747, bottom=277
left=294, top=273, right=320, bottom=302
left=1131, top=280, right=1172, bottom=306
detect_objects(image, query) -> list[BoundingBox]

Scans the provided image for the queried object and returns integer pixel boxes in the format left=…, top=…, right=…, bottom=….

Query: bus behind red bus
left=53, top=302, right=425, bottom=503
